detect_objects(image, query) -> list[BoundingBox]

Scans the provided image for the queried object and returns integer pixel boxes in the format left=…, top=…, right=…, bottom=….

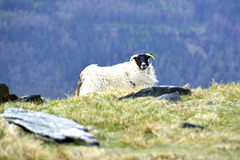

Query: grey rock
left=0, top=83, right=42, bottom=104
left=9, top=94, right=19, bottom=101
left=118, top=85, right=191, bottom=100
left=1, top=107, right=99, bottom=146
left=92, top=98, right=104, bottom=101
left=155, top=91, right=180, bottom=101
left=17, top=95, right=44, bottom=104
left=181, top=122, right=205, bottom=129
left=62, top=103, right=75, bottom=107
left=203, top=101, right=213, bottom=105
left=54, top=103, right=75, bottom=110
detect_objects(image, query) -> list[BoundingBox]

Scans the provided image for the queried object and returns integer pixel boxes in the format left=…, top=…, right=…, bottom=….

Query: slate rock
left=118, top=86, right=191, bottom=100
left=9, top=94, right=19, bottom=101
left=203, top=101, right=213, bottom=105
left=181, top=122, right=205, bottom=129
left=1, top=107, right=99, bottom=146
left=155, top=91, right=180, bottom=101
left=0, top=83, right=43, bottom=104
left=54, top=103, right=75, bottom=110
left=0, top=83, right=9, bottom=103
left=92, top=98, right=104, bottom=101
left=17, top=95, right=44, bottom=104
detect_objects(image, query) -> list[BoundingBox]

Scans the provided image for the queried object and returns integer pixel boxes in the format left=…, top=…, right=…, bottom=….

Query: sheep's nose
left=141, top=63, right=147, bottom=70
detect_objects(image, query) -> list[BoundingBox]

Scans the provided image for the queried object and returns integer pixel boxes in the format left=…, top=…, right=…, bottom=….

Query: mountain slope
left=0, top=0, right=239, bottom=98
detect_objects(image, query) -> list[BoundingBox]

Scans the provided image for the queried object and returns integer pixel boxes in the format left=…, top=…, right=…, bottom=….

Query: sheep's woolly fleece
left=76, top=54, right=158, bottom=96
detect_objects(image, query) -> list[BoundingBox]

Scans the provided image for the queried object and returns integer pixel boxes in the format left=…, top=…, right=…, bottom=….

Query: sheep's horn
left=146, top=53, right=155, bottom=60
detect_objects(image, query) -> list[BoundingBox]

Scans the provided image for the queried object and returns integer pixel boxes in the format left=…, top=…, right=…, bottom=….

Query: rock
left=181, top=122, right=205, bottom=129
left=1, top=107, right=99, bottom=146
left=118, top=86, right=191, bottom=100
left=0, top=83, right=9, bottom=103
left=0, top=83, right=43, bottom=104
left=203, top=101, right=213, bottom=105
left=92, top=98, right=104, bottom=101
left=9, top=94, right=19, bottom=101
left=155, top=91, right=180, bottom=101
left=53, top=103, right=75, bottom=110
left=17, top=95, right=44, bottom=104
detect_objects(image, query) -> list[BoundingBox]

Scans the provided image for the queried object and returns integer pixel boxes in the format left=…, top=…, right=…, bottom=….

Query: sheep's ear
left=146, top=53, right=155, bottom=60
left=130, top=54, right=138, bottom=61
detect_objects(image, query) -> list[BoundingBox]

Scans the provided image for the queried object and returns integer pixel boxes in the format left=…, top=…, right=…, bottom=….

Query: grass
left=0, top=82, right=240, bottom=160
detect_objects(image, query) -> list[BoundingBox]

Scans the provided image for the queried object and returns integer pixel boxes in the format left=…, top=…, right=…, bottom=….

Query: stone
left=203, top=101, right=213, bottom=105
left=9, top=94, right=19, bottom=101
left=0, top=83, right=9, bottom=103
left=181, top=122, right=205, bottom=129
left=0, top=83, right=42, bottom=104
left=17, top=95, right=44, bottom=104
left=54, top=103, right=75, bottom=110
left=1, top=107, right=99, bottom=146
left=155, top=91, right=180, bottom=101
left=118, top=85, right=191, bottom=100
left=92, top=98, right=104, bottom=101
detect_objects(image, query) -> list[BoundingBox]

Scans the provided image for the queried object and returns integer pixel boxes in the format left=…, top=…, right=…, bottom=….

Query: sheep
left=75, top=53, right=158, bottom=96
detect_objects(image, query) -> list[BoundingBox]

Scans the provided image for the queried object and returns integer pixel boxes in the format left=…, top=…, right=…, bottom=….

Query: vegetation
left=1, top=0, right=240, bottom=98
left=1, top=83, right=240, bottom=160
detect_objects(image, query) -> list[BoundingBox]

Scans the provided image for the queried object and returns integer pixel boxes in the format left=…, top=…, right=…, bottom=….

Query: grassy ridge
left=0, top=83, right=240, bottom=160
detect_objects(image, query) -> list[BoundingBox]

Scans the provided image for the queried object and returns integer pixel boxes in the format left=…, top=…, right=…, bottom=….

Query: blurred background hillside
left=0, top=0, right=239, bottom=99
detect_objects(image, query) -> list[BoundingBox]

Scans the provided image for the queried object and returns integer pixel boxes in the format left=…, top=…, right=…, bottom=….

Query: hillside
left=0, top=0, right=240, bottom=98
left=1, top=83, right=240, bottom=159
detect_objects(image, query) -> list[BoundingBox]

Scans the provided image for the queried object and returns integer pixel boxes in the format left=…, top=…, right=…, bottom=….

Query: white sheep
left=75, top=53, right=158, bottom=96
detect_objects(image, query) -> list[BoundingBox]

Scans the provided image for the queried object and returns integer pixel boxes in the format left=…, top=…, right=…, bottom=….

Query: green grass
left=1, top=83, right=240, bottom=160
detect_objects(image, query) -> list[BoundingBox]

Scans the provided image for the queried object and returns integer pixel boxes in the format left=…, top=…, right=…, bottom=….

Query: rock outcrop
left=155, top=91, right=180, bottom=101
left=118, top=86, right=191, bottom=100
left=181, top=122, right=205, bottom=129
left=0, top=83, right=10, bottom=103
left=0, top=83, right=43, bottom=104
left=1, top=107, right=99, bottom=146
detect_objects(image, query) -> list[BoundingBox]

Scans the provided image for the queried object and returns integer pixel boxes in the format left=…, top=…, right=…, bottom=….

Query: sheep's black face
left=133, top=54, right=151, bottom=70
